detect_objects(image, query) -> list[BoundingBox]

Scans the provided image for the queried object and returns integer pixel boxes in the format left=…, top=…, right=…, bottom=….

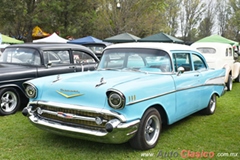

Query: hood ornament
left=95, top=77, right=106, bottom=87
left=53, top=75, right=60, bottom=83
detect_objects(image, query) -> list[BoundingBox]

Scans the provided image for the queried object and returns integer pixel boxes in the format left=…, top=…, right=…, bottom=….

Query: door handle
left=69, top=65, right=75, bottom=69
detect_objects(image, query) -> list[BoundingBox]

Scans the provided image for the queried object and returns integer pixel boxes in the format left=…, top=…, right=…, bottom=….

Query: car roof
left=104, top=42, right=198, bottom=53
left=6, top=43, right=93, bottom=51
left=191, top=42, right=233, bottom=48
left=5, top=43, right=99, bottom=61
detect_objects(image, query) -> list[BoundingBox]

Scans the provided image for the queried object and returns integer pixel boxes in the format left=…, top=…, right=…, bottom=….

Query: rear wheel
left=235, top=74, right=240, bottom=82
left=129, top=108, right=161, bottom=150
left=0, top=88, right=21, bottom=115
left=201, top=94, right=216, bottom=115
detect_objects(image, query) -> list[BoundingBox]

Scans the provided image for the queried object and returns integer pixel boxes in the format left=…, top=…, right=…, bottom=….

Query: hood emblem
left=57, top=112, right=74, bottom=119
left=95, top=77, right=106, bottom=87
left=57, top=89, right=84, bottom=98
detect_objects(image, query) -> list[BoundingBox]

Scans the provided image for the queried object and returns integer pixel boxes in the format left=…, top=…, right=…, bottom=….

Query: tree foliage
left=0, top=0, right=240, bottom=43
left=197, top=0, right=215, bottom=39
left=180, top=0, right=206, bottom=42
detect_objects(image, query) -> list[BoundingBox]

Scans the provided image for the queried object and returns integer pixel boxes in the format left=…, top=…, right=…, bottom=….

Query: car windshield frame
left=98, top=48, right=172, bottom=73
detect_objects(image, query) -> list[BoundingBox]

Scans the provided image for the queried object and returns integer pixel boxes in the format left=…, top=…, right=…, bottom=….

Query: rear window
left=196, top=47, right=216, bottom=54
left=0, top=48, right=41, bottom=65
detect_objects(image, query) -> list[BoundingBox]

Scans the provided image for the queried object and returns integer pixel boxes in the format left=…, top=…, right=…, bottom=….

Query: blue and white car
left=22, top=42, right=225, bottom=150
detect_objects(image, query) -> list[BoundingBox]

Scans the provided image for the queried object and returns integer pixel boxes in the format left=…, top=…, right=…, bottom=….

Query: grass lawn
left=0, top=83, right=239, bottom=160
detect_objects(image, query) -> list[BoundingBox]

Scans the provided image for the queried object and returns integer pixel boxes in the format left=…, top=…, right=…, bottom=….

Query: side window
left=43, top=51, right=70, bottom=66
left=225, top=49, right=228, bottom=56
left=72, top=51, right=96, bottom=64
left=192, top=54, right=207, bottom=71
left=229, top=48, right=232, bottom=57
left=173, top=53, right=192, bottom=72
left=32, top=52, right=41, bottom=65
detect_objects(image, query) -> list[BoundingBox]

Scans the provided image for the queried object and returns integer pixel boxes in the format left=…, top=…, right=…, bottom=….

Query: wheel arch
left=213, top=91, right=221, bottom=98
left=0, top=84, right=26, bottom=99
left=146, top=104, right=169, bottom=126
left=232, top=62, right=240, bottom=80
left=223, top=67, right=232, bottom=83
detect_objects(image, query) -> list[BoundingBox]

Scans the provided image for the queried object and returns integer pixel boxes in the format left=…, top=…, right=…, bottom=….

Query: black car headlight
left=107, top=91, right=125, bottom=109
left=25, top=84, right=37, bottom=98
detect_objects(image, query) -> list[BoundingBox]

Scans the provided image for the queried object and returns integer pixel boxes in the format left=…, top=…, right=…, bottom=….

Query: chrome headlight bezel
left=24, top=83, right=37, bottom=99
left=107, top=90, right=125, bottom=109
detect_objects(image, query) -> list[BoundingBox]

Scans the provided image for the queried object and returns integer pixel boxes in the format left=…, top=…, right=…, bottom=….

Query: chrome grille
left=34, top=104, right=116, bottom=129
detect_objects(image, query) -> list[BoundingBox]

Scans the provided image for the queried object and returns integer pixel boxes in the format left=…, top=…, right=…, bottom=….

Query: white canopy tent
left=33, top=32, right=68, bottom=43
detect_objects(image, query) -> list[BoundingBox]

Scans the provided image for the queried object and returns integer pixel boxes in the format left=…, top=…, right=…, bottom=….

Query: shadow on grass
left=41, top=131, right=135, bottom=153
left=162, top=111, right=204, bottom=131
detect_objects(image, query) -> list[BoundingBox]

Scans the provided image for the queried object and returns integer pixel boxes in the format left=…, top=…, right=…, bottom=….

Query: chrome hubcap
left=1, top=91, right=17, bottom=112
left=144, top=115, right=160, bottom=145
left=209, top=96, right=216, bottom=113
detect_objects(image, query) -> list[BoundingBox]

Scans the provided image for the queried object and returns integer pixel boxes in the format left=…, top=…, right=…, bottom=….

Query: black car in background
left=81, top=43, right=110, bottom=60
left=0, top=43, right=99, bottom=115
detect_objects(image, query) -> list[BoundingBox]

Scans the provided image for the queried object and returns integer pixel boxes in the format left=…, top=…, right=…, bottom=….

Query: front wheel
left=129, top=108, right=161, bottom=150
left=0, top=88, right=21, bottom=116
left=226, top=76, right=233, bottom=91
left=201, top=94, right=217, bottom=115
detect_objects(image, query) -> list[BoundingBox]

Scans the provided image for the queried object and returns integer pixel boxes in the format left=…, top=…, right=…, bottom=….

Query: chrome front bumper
left=22, top=101, right=140, bottom=144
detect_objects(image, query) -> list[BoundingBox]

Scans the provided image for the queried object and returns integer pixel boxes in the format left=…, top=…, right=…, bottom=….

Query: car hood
left=28, top=70, right=174, bottom=110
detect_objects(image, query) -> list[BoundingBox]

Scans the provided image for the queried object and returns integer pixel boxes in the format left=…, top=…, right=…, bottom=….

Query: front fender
left=223, top=65, right=231, bottom=83
left=232, top=62, right=240, bottom=79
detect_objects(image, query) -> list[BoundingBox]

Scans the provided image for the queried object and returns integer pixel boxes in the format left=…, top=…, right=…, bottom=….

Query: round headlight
left=25, top=85, right=37, bottom=98
left=108, top=92, right=125, bottom=109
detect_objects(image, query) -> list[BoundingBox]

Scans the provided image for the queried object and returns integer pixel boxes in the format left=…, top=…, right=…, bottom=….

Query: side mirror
left=177, top=67, right=185, bottom=76
left=45, top=61, right=52, bottom=68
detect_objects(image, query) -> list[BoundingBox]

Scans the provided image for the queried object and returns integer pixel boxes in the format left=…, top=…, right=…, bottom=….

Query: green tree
left=0, top=0, right=98, bottom=42
left=0, top=0, right=38, bottom=42
left=163, top=0, right=182, bottom=36
left=34, top=0, right=98, bottom=39
left=197, top=1, right=215, bottom=39
left=227, top=0, right=240, bottom=41
left=180, top=0, right=206, bottom=43
left=216, top=0, right=231, bottom=37
left=93, top=0, right=165, bottom=39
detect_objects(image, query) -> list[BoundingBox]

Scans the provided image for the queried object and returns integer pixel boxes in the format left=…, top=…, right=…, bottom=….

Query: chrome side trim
left=205, top=76, right=225, bottom=85
left=127, top=76, right=225, bottom=105
left=127, top=90, right=175, bottom=105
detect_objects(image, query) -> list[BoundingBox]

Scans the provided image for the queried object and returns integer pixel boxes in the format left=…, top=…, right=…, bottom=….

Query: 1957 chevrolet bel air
left=22, top=42, right=225, bottom=150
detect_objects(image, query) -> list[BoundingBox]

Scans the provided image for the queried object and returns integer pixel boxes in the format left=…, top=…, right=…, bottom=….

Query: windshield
left=98, top=48, right=172, bottom=72
left=0, top=48, right=41, bottom=65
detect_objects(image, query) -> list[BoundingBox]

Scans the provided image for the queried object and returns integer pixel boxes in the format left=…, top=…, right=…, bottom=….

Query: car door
left=191, top=52, right=213, bottom=110
left=171, top=52, right=202, bottom=120
left=72, top=50, right=98, bottom=72
left=37, top=50, right=76, bottom=77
